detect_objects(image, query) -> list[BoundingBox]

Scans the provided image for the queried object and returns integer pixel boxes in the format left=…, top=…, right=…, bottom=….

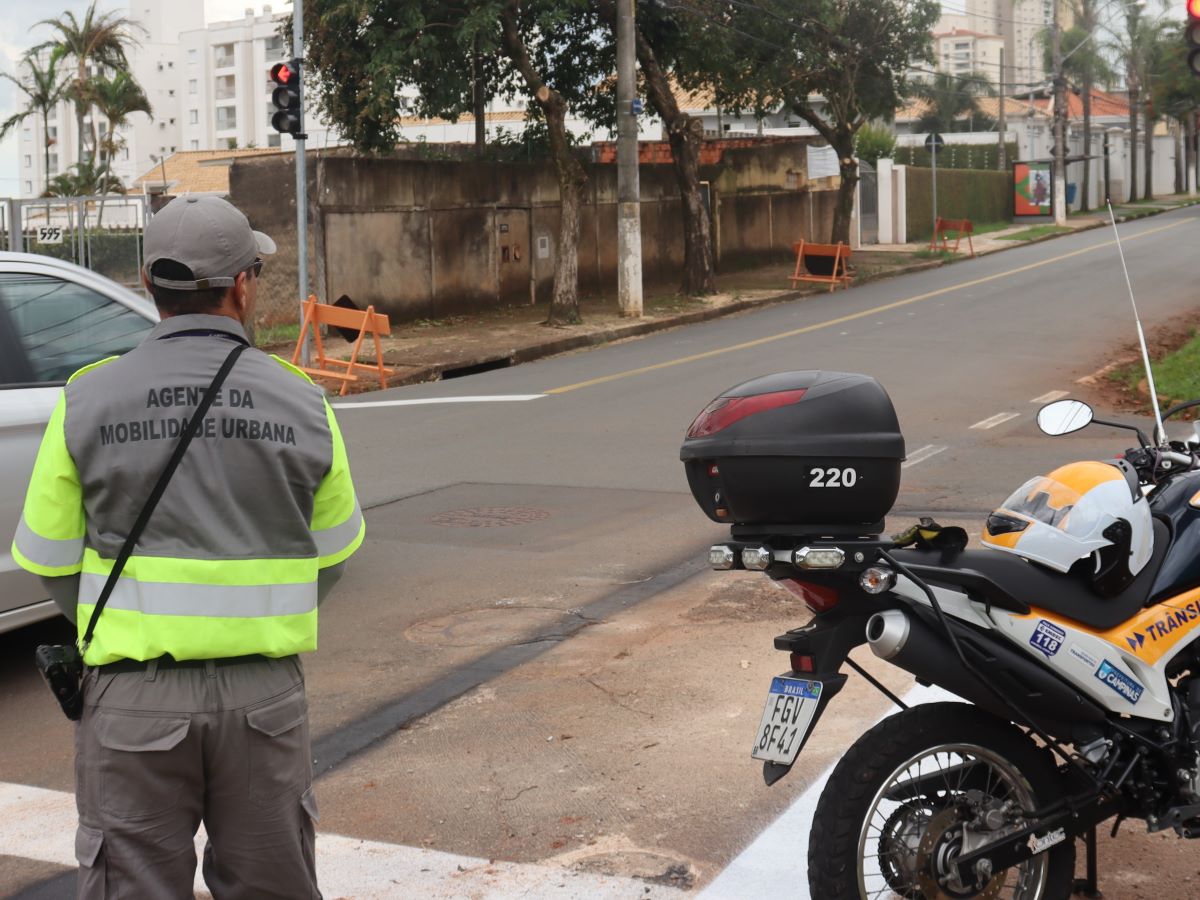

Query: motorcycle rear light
left=859, top=566, right=897, bottom=595
left=793, top=547, right=845, bottom=569
left=741, top=546, right=774, bottom=571
left=790, top=653, right=816, bottom=673
left=707, top=463, right=719, bottom=476
left=777, top=578, right=840, bottom=613
left=686, top=389, right=807, bottom=438
left=709, top=545, right=737, bottom=569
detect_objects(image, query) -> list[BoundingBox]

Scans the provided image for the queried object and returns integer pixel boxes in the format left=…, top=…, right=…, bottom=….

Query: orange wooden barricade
left=789, top=240, right=852, bottom=292
left=930, top=217, right=975, bottom=257
left=291, top=295, right=397, bottom=395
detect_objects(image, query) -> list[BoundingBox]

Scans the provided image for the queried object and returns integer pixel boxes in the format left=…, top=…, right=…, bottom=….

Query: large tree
left=715, top=0, right=940, bottom=244
left=303, top=0, right=612, bottom=324
left=595, top=0, right=724, bottom=296
left=36, top=2, right=143, bottom=166
left=0, top=48, right=69, bottom=193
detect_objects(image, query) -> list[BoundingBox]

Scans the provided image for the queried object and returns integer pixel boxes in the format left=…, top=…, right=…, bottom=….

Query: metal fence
left=3, top=194, right=151, bottom=293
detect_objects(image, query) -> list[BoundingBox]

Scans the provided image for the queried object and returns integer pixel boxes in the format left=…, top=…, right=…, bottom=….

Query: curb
left=368, top=200, right=1198, bottom=391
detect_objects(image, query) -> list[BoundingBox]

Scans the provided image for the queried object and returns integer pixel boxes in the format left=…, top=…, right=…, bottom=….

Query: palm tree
left=36, top=2, right=143, bottom=166
left=42, top=161, right=124, bottom=198
left=912, top=72, right=996, bottom=135
left=1059, top=2, right=1117, bottom=210
left=87, top=71, right=151, bottom=219
left=0, top=48, right=69, bottom=193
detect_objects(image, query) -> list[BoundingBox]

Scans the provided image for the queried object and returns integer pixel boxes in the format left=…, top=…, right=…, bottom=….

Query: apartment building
left=933, top=27, right=1006, bottom=81
left=14, top=2, right=337, bottom=198
left=933, top=0, right=1076, bottom=89
left=15, top=1, right=204, bottom=197
left=179, top=7, right=337, bottom=155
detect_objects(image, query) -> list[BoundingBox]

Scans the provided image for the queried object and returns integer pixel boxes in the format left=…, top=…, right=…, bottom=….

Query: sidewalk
left=274, top=195, right=1199, bottom=393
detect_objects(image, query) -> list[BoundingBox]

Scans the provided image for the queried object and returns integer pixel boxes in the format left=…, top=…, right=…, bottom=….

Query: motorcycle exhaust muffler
left=865, top=609, right=1105, bottom=732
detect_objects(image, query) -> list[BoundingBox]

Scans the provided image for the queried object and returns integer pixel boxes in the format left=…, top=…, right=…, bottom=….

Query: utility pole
left=998, top=48, right=1006, bottom=171
left=615, top=0, right=643, bottom=317
left=1052, top=2, right=1067, bottom=225
left=293, top=0, right=311, bottom=365
left=473, top=36, right=486, bottom=158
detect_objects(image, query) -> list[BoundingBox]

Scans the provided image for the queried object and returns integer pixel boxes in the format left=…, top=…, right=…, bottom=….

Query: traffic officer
left=12, top=195, right=364, bottom=898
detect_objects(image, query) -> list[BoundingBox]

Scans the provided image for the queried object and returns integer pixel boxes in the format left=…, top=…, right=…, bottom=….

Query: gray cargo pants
left=74, top=656, right=320, bottom=899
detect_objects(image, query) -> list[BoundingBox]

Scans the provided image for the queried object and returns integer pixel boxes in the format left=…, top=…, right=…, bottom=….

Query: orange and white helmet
left=982, top=460, right=1152, bottom=590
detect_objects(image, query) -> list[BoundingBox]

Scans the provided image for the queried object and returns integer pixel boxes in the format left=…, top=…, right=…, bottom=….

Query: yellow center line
left=545, top=218, right=1190, bottom=395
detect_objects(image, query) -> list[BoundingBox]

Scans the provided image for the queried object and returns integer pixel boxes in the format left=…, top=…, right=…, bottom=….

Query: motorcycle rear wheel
left=807, top=702, right=1075, bottom=900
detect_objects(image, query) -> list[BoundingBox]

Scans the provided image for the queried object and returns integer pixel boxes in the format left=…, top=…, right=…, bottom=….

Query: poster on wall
left=1014, top=162, right=1052, bottom=217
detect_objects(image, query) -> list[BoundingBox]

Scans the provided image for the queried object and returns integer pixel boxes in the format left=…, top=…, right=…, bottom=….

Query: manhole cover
left=429, top=506, right=551, bottom=527
left=406, top=606, right=584, bottom=647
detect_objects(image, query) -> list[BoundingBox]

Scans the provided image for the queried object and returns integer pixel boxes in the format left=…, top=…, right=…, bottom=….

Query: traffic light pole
left=294, top=0, right=311, bottom=366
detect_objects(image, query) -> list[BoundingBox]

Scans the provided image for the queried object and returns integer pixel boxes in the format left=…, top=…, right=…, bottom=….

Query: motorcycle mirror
left=1037, top=399, right=1094, bottom=435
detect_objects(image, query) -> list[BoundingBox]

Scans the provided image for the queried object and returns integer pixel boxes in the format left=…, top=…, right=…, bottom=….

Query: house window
left=188, top=48, right=198, bottom=65
left=215, top=74, right=235, bottom=100
left=47, top=126, right=57, bottom=141
left=214, top=44, right=234, bottom=68
left=168, top=89, right=175, bottom=97
left=188, top=79, right=197, bottom=94
left=25, top=181, right=32, bottom=193
left=264, top=34, right=285, bottom=59
left=23, top=127, right=31, bottom=141
left=189, top=109, right=198, bottom=124
left=23, top=155, right=31, bottom=167
left=190, top=140, right=199, bottom=150
left=216, top=106, right=237, bottom=131
left=48, top=153, right=58, bottom=173
left=268, top=133, right=281, bottom=148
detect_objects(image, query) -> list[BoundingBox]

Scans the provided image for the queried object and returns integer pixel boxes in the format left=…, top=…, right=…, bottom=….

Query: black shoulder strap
left=80, top=341, right=249, bottom=654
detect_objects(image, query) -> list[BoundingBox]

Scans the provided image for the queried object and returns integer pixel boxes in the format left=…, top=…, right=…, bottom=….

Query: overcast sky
left=0, top=1, right=291, bottom=196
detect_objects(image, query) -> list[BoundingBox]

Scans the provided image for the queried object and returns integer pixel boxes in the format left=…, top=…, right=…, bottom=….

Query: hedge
left=894, top=142, right=1019, bottom=172
left=23, top=230, right=143, bottom=287
left=905, top=167, right=1011, bottom=241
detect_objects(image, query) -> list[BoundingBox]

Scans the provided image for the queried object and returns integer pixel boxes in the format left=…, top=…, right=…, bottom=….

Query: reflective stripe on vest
left=77, top=549, right=319, bottom=665
left=13, top=514, right=85, bottom=573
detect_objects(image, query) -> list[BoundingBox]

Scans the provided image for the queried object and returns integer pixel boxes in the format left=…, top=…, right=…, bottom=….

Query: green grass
left=254, top=322, right=300, bottom=347
left=1122, top=330, right=1200, bottom=406
left=913, top=248, right=957, bottom=261
left=995, top=225, right=1073, bottom=241
left=966, top=220, right=1013, bottom=236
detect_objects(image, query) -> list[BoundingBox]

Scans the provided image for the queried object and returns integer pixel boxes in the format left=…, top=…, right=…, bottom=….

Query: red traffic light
left=270, top=60, right=299, bottom=87
left=1190, top=0, right=1200, bottom=19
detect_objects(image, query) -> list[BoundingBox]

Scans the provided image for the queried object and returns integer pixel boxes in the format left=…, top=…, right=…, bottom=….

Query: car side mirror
left=1037, top=399, right=1094, bottom=436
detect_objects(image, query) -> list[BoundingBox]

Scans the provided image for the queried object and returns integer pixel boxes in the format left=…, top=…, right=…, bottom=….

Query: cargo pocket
left=96, top=712, right=190, bottom=820
left=75, top=824, right=106, bottom=897
left=246, top=686, right=308, bottom=804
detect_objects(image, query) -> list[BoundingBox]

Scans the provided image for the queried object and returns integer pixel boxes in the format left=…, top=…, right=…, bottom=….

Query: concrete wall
left=230, top=138, right=839, bottom=326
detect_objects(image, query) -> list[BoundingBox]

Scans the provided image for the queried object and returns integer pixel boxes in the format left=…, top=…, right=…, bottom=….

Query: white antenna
left=1107, top=199, right=1166, bottom=445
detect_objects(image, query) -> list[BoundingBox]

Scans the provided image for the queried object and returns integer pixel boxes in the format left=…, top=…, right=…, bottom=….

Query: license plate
left=750, top=676, right=823, bottom=765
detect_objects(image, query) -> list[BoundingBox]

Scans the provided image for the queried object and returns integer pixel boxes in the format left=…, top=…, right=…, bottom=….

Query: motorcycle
left=681, top=373, right=1200, bottom=899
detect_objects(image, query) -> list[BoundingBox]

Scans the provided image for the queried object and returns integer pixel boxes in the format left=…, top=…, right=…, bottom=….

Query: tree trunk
left=40, top=106, right=51, bottom=194
left=625, top=19, right=714, bottom=294
left=830, top=133, right=858, bottom=245
left=1080, top=80, right=1091, bottom=212
left=1143, top=102, right=1153, bottom=201
left=1175, top=122, right=1184, bottom=195
left=666, top=118, right=716, bottom=295
left=499, top=3, right=583, bottom=324
left=543, top=98, right=585, bottom=324
left=1128, top=84, right=1139, bottom=203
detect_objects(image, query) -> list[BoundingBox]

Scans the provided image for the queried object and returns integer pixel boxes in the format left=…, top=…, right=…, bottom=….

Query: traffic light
left=270, top=59, right=302, bottom=135
left=1188, top=0, right=1200, bottom=76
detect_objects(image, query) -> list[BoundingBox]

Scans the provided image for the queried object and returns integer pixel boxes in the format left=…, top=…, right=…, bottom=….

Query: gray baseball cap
left=144, top=195, right=276, bottom=290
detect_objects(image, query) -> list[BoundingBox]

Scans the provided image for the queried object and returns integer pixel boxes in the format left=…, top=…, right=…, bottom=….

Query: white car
left=0, top=252, right=157, bottom=633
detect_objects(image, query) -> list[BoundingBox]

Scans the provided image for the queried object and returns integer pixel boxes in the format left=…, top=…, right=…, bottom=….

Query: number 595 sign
left=36, top=226, right=64, bottom=244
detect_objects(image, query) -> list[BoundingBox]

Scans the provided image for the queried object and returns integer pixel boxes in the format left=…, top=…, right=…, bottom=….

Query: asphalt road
left=4, top=206, right=1200, bottom=898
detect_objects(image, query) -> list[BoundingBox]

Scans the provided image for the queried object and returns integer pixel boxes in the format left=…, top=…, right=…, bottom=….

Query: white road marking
left=1031, top=390, right=1070, bottom=404
left=333, top=395, right=546, bottom=409
left=0, top=781, right=684, bottom=900
left=901, top=444, right=947, bottom=469
left=697, top=684, right=957, bottom=900
left=970, top=411, right=1020, bottom=430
